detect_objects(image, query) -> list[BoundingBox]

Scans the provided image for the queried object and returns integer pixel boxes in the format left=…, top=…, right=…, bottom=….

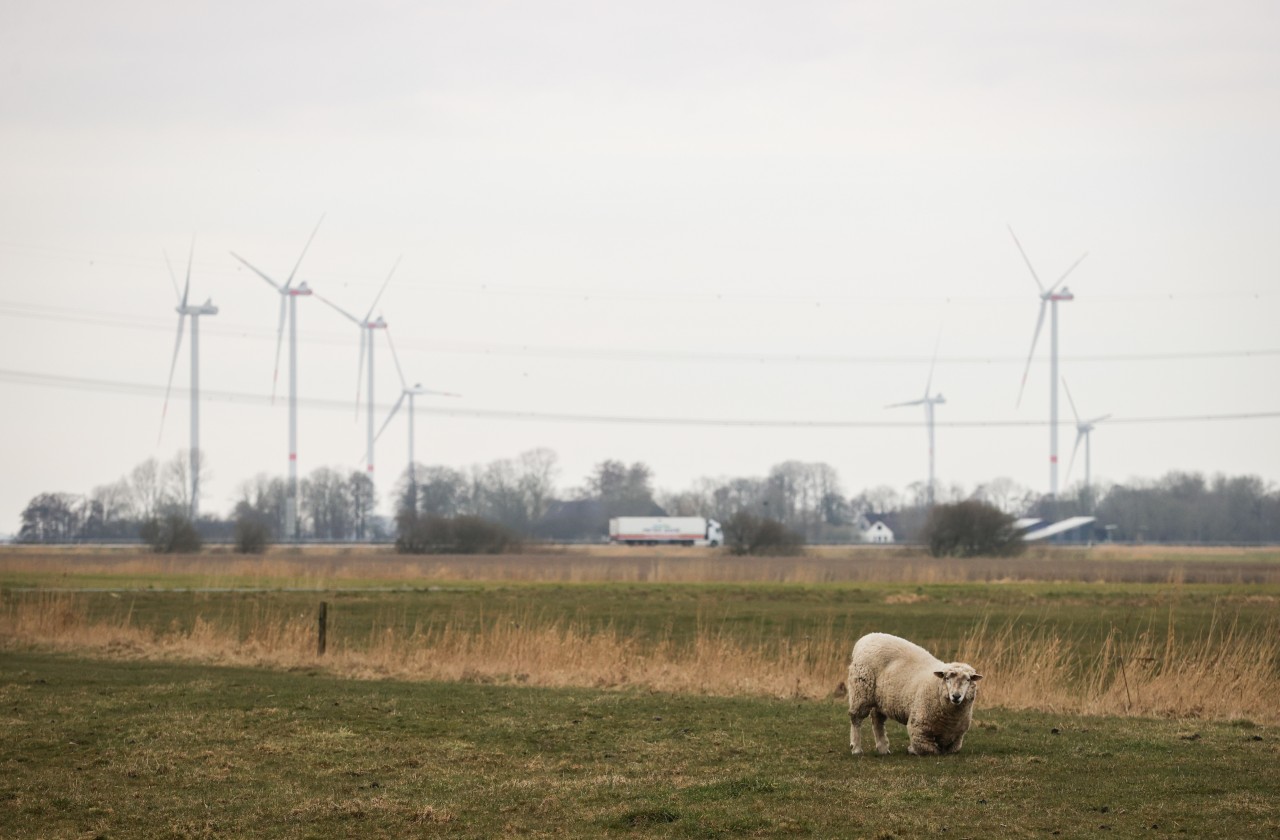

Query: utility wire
left=1, top=300, right=1277, bottom=366
left=2, top=368, right=1277, bottom=430
left=2, top=241, right=1277, bottom=305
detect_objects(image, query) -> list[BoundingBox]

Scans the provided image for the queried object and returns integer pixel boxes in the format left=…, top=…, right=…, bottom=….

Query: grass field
left=2, top=653, right=1278, bottom=839
left=2, top=545, right=1278, bottom=836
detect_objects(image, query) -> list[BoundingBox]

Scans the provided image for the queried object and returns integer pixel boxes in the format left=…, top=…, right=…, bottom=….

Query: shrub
left=922, top=500, right=1025, bottom=558
left=396, top=514, right=520, bottom=554
left=723, top=511, right=804, bottom=556
left=139, top=514, right=203, bottom=554
left=233, top=516, right=271, bottom=554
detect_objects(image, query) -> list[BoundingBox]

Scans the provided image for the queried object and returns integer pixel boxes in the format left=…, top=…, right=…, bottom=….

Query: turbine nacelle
left=176, top=299, right=219, bottom=317
left=289, top=281, right=313, bottom=297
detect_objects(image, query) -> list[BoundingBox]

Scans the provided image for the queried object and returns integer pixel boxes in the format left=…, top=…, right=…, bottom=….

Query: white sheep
left=847, top=632, right=982, bottom=756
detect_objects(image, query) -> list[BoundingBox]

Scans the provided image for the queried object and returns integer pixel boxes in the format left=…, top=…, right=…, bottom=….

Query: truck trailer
left=608, top=516, right=723, bottom=547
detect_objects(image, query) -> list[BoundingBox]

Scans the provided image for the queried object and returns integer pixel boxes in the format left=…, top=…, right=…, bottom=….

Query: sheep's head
left=933, top=664, right=982, bottom=707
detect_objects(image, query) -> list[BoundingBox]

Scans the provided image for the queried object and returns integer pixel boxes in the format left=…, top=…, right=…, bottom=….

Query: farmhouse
left=864, top=520, right=895, bottom=544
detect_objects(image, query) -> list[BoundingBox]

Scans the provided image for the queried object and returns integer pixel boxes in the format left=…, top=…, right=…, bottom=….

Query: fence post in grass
left=318, top=601, right=328, bottom=656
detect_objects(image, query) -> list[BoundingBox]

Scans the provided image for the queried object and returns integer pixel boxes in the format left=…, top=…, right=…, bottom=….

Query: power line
left=3, top=367, right=1278, bottom=430
left=2, top=299, right=1278, bottom=366
left=3, top=241, right=1277, bottom=306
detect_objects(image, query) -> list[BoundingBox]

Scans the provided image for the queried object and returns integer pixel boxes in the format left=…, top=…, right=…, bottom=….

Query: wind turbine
left=230, top=217, right=324, bottom=540
left=887, top=335, right=945, bottom=506
left=373, top=332, right=459, bottom=500
left=312, top=257, right=401, bottom=482
left=1062, top=377, right=1110, bottom=510
left=1010, top=225, right=1088, bottom=499
left=159, top=238, right=218, bottom=519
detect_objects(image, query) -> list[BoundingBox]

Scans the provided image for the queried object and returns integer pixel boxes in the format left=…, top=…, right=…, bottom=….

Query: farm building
left=863, top=521, right=895, bottom=544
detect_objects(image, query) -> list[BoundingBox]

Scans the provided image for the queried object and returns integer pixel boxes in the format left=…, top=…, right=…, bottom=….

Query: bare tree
left=89, top=478, right=137, bottom=523
left=18, top=493, right=82, bottom=543
left=348, top=471, right=377, bottom=540
left=235, top=473, right=289, bottom=537
left=517, top=447, right=559, bottom=524
left=301, top=467, right=355, bottom=540
left=973, top=477, right=1034, bottom=516
left=130, top=457, right=167, bottom=520
left=162, top=449, right=207, bottom=516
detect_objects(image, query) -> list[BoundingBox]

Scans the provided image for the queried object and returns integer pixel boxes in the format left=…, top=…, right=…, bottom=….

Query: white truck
left=608, top=516, right=723, bottom=547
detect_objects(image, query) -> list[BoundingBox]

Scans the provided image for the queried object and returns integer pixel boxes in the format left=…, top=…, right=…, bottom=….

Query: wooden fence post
left=318, top=601, right=328, bottom=656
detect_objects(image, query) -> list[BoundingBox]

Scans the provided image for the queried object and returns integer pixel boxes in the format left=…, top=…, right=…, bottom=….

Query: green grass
left=1, top=651, right=1276, bottom=838
left=8, top=580, right=1278, bottom=661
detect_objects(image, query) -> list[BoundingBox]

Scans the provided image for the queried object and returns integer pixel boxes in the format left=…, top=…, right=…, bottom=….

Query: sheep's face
left=933, top=664, right=982, bottom=707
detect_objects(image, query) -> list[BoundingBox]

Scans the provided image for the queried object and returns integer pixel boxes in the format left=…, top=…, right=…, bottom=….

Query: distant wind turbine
left=230, top=216, right=324, bottom=540
left=374, top=332, right=459, bottom=498
left=313, top=257, right=401, bottom=482
left=887, top=333, right=945, bottom=506
left=1010, top=225, right=1087, bottom=499
left=159, top=238, right=218, bottom=519
left=1062, top=377, right=1110, bottom=510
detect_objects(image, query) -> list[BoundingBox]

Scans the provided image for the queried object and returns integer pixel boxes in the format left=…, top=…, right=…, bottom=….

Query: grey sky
left=2, top=1, right=1277, bottom=527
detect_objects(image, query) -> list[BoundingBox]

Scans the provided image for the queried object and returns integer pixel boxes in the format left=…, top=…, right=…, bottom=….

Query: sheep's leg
left=848, top=693, right=876, bottom=755
left=906, top=723, right=940, bottom=756
left=848, top=709, right=866, bottom=754
left=871, top=710, right=891, bottom=754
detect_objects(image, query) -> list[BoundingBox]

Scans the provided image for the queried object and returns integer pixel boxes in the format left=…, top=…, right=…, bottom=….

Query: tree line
left=14, top=447, right=1280, bottom=545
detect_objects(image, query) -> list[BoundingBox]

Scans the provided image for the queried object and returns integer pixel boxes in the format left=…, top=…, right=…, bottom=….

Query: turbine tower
left=887, top=335, right=945, bottom=506
left=1062, top=377, right=1110, bottom=511
left=313, top=257, right=401, bottom=482
left=159, top=238, right=218, bottom=519
left=1010, top=225, right=1087, bottom=499
left=230, top=217, right=324, bottom=541
left=374, top=332, right=459, bottom=501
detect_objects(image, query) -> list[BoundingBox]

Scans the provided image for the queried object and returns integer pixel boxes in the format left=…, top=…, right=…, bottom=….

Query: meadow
left=2, top=544, right=1278, bottom=836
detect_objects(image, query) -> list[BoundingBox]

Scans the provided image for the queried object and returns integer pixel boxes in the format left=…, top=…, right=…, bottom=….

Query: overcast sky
left=2, top=1, right=1278, bottom=530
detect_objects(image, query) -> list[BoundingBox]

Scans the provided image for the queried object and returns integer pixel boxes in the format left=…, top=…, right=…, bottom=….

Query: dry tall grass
left=5, top=543, right=1280, bottom=585
left=3, top=592, right=1276, bottom=724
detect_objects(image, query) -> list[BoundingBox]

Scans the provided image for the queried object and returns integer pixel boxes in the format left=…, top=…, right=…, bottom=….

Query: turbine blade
left=1016, top=300, right=1048, bottom=407
left=312, top=291, right=362, bottom=325
left=385, top=328, right=408, bottom=390
left=1047, top=252, right=1088, bottom=294
left=886, top=399, right=926, bottom=408
left=183, top=236, right=194, bottom=308
left=1062, top=376, right=1082, bottom=423
left=271, top=295, right=286, bottom=405
left=164, top=251, right=182, bottom=303
left=230, top=252, right=284, bottom=292
left=1007, top=225, right=1044, bottom=293
left=924, top=327, right=942, bottom=399
left=415, top=387, right=461, bottom=398
left=159, top=313, right=187, bottom=442
left=1091, top=414, right=1112, bottom=425
left=374, top=393, right=407, bottom=443
left=286, top=214, right=325, bottom=288
left=1065, top=430, right=1085, bottom=487
left=364, top=255, right=401, bottom=322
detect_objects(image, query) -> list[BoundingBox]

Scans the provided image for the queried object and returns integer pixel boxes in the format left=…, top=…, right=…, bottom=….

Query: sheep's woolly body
left=847, top=632, right=981, bottom=756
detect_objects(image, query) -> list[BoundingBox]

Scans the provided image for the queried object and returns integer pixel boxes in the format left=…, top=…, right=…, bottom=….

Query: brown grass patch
left=5, top=543, right=1280, bottom=585
left=3, top=591, right=1276, bottom=724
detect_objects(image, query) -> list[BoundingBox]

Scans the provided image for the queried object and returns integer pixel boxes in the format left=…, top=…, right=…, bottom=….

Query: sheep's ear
left=971, top=674, right=983, bottom=682
left=933, top=670, right=947, bottom=679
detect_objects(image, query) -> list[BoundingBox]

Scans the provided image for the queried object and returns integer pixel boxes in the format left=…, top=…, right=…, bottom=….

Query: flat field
left=2, top=545, right=1278, bottom=837
left=2, top=652, right=1277, bottom=839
